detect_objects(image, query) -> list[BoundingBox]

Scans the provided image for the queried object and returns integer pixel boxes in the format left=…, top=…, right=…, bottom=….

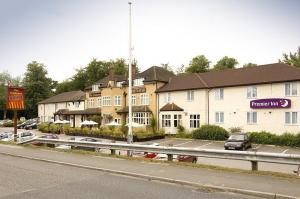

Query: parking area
left=1, top=127, right=300, bottom=174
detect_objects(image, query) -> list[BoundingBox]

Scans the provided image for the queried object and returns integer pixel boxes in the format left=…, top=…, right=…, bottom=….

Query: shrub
left=38, top=123, right=49, bottom=133
left=3, top=121, right=13, bottom=127
left=249, top=131, right=300, bottom=147
left=177, top=124, right=185, bottom=133
left=192, top=125, right=229, bottom=141
left=229, top=127, right=243, bottom=133
left=49, top=124, right=60, bottom=134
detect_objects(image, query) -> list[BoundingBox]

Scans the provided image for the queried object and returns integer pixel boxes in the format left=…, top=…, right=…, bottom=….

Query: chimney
left=109, top=67, right=114, bottom=80
left=132, top=63, right=137, bottom=76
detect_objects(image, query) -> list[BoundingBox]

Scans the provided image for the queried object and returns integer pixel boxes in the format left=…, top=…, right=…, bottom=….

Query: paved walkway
left=0, top=144, right=299, bottom=198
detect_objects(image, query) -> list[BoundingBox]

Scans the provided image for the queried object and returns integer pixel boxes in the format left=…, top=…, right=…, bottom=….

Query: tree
left=243, top=63, right=257, bottom=68
left=176, top=64, right=185, bottom=75
left=0, top=72, right=22, bottom=119
left=112, top=58, right=127, bottom=75
left=213, top=56, right=238, bottom=70
left=280, top=47, right=300, bottom=67
left=23, top=61, right=54, bottom=118
left=185, top=55, right=210, bottom=73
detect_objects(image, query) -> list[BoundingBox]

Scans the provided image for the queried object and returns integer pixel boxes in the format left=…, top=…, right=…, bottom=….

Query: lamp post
left=127, top=2, right=133, bottom=148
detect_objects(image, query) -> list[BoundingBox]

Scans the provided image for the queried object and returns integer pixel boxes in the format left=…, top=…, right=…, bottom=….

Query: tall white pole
left=127, top=2, right=133, bottom=145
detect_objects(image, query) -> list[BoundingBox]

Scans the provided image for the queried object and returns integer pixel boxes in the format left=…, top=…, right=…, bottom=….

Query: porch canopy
left=160, top=103, right=184, bottom=112
left=116, top=105, right=151, bottom=114
left=54, top=108, right=101, bottom=116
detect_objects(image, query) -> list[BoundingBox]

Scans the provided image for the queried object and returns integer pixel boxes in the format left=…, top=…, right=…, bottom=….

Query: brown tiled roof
left=38, top=91, right=86, bottom=104
left=157, top=63, right=300, bottom=92
left=160, top=103, right=184, bottom=111
left=116, top=106, right=152, bottom=113
left=134, top=66, right=175, bottom=83
left=55, top=108, right=101, bottom=115
left=85, top=75, right=126, bottom=90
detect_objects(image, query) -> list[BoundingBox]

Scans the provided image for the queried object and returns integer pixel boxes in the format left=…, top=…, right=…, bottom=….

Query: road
left=0, top=154, right=261, bottom=199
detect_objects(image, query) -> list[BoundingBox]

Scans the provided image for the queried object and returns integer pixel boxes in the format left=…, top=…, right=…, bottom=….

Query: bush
left=3, top=121, right=13, bottom=127
left=192, top=125, right=229, bottom=141
left=249, top=131, right=300, bottom=147
left=38, top=123, right=49, bottom=133
left=229, top=127, right=243, bottom=133
left=49, top=124, right=60, bottom=134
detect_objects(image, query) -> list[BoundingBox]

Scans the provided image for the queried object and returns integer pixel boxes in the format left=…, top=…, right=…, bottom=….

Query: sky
left=0, top=0, right=300, bottom=82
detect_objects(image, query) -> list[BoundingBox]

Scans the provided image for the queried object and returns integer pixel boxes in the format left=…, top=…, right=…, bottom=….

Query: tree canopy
left=185, top=55, right=210, bottom=73
left=280, top=46, right=300, bottom=67
left=23, top=61, right=54, bottom=118
left=243, top=62, right=257, bottom=68
left=213, top=56, right=238, bottom=70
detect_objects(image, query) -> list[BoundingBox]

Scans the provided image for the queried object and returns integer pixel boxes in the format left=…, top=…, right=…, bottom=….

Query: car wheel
left=224, top=147, right=228, bottom=150
left=242, top=145, right=246, bottom=151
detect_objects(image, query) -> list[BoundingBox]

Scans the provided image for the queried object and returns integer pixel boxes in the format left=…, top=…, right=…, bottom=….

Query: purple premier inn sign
left=250, top=98, right=291, bottom=109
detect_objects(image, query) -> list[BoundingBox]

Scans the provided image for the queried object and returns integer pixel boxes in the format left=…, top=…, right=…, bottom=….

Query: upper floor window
left=133, top=78, right=144, bottom=86
left=187, top=90, right=194, bottom=101
left=97, top=98, right=101, bottom=107
left=102, top=96, right=111, bottom=106
left=87, top=99, right=94, bottom=108
left=164, top=93, right=171, bottom=103
left=285, top=82, right=297, bottom=96
left=74, top=102, right=80, bottom=108
left=215, top=112, right=224, bottom=123
left=140, top=93, right=149, bottom=105
left=215, top=88, right=224, bottom=100
left=92, top=84, right=99, bottom=92
left=247, top=86, right=257, bottom=98
left=285, top=112, right=298, bottom=125
left=116, top=81, right=124, bottom=87
left=131, top=95, right=136, bottom=106
left=114, top=96, right=121, bottom=106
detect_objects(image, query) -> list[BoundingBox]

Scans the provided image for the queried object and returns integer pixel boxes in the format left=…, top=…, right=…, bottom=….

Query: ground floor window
left=162, top=114, right=171, bottom=127
left=285, top=112, right=298, bottom=124
left=132, top=112, right=150, bottom=125
left=173, top=114, right=182, bottom=127
left=215, top=112, right=224, bottom=123
left=114, top=118, right=121, bottom=124
left=190, top=114, right=200, bottom=128
left=247, top=112, right=257, bottom=124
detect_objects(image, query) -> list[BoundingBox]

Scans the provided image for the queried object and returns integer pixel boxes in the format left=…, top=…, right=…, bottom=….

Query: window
left=114, top=118, right=121, bottom=124
left=97, top=98, right=101, bottom=107
left=116, top=81, right=124, bottom=87
left=215, top=88, right=224, bottom=100
left=87, top=99, right=94, bottom=108
left=215, top=112, right=224, bottom=123
left=247, top=112, right=257, bottom=124
left=187, top=90, right=194, bottom=101
left=164, top=93, right=171, bottom=103
left=132, top=112, right=150, bottom=125
left=247, top=86, right=257, bottom=98
left=92, top=84, right=99, bottom=92
left=285, top=82, right=297, bottom=96
left=131, top=95, right=136, bottom=105
left=102, top=96, right=111, bottom=106
left=140, top=94, right=149, bottom=105
left=285, top=112, right=298, bottom=124
left=190, top=114, right=200, bottom=128
left=114, top=96, right=121, bottom=106
left=174, top=114, right=182, bottom=127
left=162, top=114, right=171, bottom=127
left=74, top=102, right=80, bottom=108
left=133, top=78, right=144, bottom=86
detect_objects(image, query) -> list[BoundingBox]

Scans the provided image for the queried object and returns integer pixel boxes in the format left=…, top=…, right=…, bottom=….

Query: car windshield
left=228, top=134, right=245, bottom=141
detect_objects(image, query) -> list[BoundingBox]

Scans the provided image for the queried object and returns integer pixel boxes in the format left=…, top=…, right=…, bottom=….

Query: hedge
left=249, top=131, right=300, bottom=147
left=192, top=125, right=229, bottom=141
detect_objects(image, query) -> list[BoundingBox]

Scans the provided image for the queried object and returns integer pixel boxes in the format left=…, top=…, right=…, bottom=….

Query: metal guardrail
left=21, top=138, right=300, bottom=172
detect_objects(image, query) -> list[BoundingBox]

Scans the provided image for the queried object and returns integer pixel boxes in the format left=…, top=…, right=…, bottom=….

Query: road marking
left=282, top=149, right=289, bottom=154
left=173, top=141, right=193, bottom=147
left=195, top=142, right=212, bottom=149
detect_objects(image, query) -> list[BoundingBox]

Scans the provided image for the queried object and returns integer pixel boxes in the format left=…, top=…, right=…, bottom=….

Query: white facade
left=159, top=81, right=300, bottom=135
left=38, top=100, right=85, bottom=126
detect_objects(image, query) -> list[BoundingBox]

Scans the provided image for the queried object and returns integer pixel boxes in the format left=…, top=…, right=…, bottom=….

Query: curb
left=0, top=151, right=298, bottom=199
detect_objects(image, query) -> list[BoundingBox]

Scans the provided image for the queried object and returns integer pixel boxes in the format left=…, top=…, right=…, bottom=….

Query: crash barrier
left=21, top=138, right=300, bottom=172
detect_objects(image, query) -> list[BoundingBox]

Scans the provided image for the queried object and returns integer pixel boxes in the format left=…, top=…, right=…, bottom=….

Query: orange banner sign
left=7, top=87, right=25, bottom=110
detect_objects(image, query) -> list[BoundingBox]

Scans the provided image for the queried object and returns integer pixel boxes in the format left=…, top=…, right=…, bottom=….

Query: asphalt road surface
left=0, top=154, right=262, bottom=199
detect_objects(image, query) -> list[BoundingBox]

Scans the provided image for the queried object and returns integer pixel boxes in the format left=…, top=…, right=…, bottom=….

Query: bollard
left=111, top=149, right=116, bottom=155
left=167, top=154, right=173, bottom=161
left=251, top=161, right=258, bottom=171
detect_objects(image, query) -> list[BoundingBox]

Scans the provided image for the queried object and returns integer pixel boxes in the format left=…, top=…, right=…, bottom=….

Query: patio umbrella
left=106, top=121, right=121, bottom=126
left=80, top=120, right=98, bottom=126
left=54, top=120, right=64, bottom=124
left=61, top=120, right=70, bottom=124
left=125, top=122, right=143, bottom=128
